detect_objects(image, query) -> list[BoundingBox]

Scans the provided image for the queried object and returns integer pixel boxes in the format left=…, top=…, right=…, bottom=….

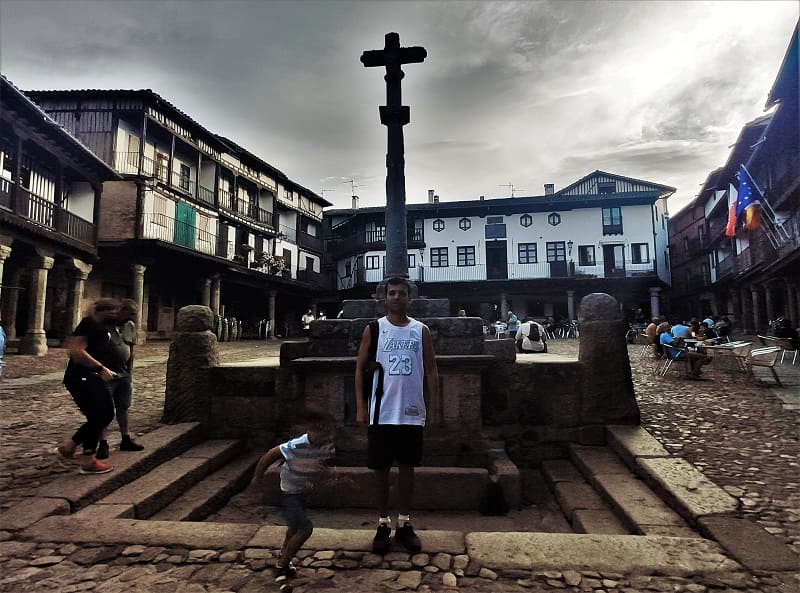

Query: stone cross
left=361, top=32, right=427, bottom=280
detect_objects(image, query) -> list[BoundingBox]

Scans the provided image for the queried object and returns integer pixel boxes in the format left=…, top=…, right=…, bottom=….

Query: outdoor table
left=704, top=341, right=752, bottom=372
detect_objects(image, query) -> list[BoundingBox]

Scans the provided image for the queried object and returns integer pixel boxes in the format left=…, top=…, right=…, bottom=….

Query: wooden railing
left=2, top=184, right=95, bottom=246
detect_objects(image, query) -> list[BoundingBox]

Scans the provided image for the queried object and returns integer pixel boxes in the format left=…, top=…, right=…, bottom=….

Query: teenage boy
left=355, top=277, right=440, bottom=554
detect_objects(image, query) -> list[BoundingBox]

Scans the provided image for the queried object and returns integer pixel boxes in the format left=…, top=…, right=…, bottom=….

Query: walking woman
left=56, top=299, right=127, bottom=474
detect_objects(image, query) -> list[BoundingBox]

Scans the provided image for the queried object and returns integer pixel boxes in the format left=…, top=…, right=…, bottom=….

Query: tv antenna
left=344, top=178, right=360, bottom=197
left=500, top=183, right=522, bottom=198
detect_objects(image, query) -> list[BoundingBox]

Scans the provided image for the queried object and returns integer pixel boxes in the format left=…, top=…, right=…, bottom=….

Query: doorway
left=486, top=241, right=508, bottom=280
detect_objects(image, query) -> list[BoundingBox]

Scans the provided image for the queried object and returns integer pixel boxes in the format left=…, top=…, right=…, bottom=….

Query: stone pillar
left=764, top=282, right=777, bottom=326
left=19, top=254, right=54, bottom=355
left=2, top=267, right=21, bottom=341
left=500, top=293, right=508, bottom=320
left=0, top=244, right=11, bottom=304
left=740, top=286, right=752, bottom=333
left=786, top=282, right=799, bottom=327
left=268, top=289, right=277, bottom=338
left=578, top=293, right=640, bottom=425
left=200, top=277, right=211, bottom=307
left=210, top=275, right=221, bottom=316
left=648, top=286, right=661, bottom=318
left=163, top=305, right=219, bottom=424
left=132, top=264, right=147, bottom=344
left=750, top=286, right=761, bottom=334
left=64, top=258, right=92, bottom=335
left=567, top=290, right=576, bottom=321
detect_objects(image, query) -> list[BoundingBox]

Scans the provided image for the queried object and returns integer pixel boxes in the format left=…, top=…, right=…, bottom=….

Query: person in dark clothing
left=775, top=319, right=799, bottom=350
left=56, top=299, right=129, bottom=474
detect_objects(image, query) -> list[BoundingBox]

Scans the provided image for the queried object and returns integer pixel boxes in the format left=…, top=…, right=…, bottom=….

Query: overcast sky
left=1, top=0, right=796, bottom=213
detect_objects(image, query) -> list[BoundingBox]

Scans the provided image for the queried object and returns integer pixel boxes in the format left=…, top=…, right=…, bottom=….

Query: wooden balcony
left=0, top=180, right=95, bottom=246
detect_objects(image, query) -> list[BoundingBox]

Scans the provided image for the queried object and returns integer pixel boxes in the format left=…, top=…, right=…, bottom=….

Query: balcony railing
left=249, top=204, right=274, bottom=227
left=171, top=170, right=196, bottom=197
left=298, top=231, right=323, bottom=252
left=197, top=184, right=215, bottom=206
left=296, top=268, right=325, bottom=286
left=1, top=184, right=95, bottom=246
left=142, top=212, right=231, bottom=258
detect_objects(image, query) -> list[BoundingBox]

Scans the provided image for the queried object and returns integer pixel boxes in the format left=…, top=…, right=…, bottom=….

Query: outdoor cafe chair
left=747, top=346, right=783, bottom=386
left=757, top=335, right=798, bottom=365
left=656, top=344, right=690, bottom=378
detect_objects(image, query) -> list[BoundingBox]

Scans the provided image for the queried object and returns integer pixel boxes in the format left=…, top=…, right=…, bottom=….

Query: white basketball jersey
left=369, top=316, right=426, bottom=426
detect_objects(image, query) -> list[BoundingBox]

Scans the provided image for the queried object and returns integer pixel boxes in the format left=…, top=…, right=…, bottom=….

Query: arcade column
left=567, top=290, right=575, bottom=321
left=268, top=289, right=277, bottom=338
left=132, top=263, right=147, bottom=344
left=19, top=253, right=54, bottom=355
left=64, top=258, right=93, bottom=335
left=648, top=286, right=661, bottom=318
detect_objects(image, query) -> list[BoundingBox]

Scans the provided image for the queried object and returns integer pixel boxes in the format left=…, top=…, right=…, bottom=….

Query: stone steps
left=89, top=439, right=243, bottom=519
left=568, top=443, right=699, bottom=538
left=151, top=452, right=261, bottom=521
left=540, top=459, right=630, bottom=535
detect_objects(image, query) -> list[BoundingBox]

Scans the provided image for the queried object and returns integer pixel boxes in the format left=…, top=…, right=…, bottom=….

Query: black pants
left=64, top=374, right=116, bottom=455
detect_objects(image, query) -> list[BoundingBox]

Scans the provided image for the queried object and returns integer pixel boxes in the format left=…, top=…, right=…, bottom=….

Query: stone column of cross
left=361, top=32, right=426, bottom=282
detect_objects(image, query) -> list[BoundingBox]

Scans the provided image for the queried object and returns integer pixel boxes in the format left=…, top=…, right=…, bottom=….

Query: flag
left=735, top=165, right=763, bottom=232
left=725, top=184, right=738, bottom=237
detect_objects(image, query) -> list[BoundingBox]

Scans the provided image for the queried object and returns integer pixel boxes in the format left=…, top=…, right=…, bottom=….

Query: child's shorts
left=281, top=492, right=312, bottom=531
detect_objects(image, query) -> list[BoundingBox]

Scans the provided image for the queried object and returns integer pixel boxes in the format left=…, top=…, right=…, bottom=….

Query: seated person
left=645, top=317, right=661, bottom=356
left=671, top=320, right=692, bottom=339
left=714, top=317, right=730, bottom=339
left=658, top=322, right=711, bottom=378
left=516, top=319, right=547, bottom=353
left=699, top=321, right=717, bottom=342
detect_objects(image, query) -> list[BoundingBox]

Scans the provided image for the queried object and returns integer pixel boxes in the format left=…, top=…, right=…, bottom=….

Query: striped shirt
left=278, top=433, right=334, bottom=494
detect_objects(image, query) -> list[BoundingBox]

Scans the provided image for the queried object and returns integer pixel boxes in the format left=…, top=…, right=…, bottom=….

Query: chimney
left=428, top=189, right=435, bottom=203
left=479, top=195, right=485, bottom=201
left=433, top=195, right=439, bottom=203
left=352, top=195, right=359, bottom=210
left=544, top=183, right=555, bottom=195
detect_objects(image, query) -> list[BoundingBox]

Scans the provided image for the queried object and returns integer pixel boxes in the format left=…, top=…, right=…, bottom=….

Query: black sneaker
left=96, top=440, right=110, bottom=460
left=120, top=437, right=144, bottom=452
left=274, top=565, right=294, bottom=592
left=372, top=523, right=392, bottom=555
left=394, top=521, right=421, bottom=552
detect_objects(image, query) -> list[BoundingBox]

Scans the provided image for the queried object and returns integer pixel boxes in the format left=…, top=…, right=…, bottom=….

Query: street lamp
left=567, top=240, right=573, bottom=257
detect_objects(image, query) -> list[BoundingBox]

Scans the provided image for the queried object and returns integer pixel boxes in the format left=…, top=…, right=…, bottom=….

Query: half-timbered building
left=0, top=75, right=120, bottom=354
left=25, top=89, right=331, bottom=340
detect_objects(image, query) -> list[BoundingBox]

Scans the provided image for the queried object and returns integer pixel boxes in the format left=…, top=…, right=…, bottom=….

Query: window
left=431, top=247, right=448, bottom=267
left=547, top=212, right=561, bottom=226
left=457, top=246, right=475, bottom=266
left=578, top=245, right=596, bottom=266
left=458, top=217, right=471, bottom=231
left=155, top=153, right=169, bottom=182
left=408, top=253, right=416, bottom=268
left=546, top=241, right=566, bottom=262
left=179, top=164, right=190, bottom=192
left=631, top=243, right=649, bottom=264
left=153, top=195, right=168, bottom=225
left=344, top=260, right=352, bottom=277
left=366, top=223, right=385, bottom=242
left=433, top=218, right=445, bottom=232
left=598, top=181, right=616, bottom=194
left=518, top=243, right=537, bottom=264
left=485, top=216, right=506, bottom=239
left=365, top=255, right=380, bottom=269
left=602, top=207, right=623, bottom=234
left=520, top=214, right=532, bottom=228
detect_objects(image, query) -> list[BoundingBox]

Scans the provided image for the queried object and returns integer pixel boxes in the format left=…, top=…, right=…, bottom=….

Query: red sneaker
left=79, top=459, right=113, bottom=475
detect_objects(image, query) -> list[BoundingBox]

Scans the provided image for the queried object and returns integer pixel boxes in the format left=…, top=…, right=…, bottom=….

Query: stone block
left=577, top=425, right=606, bottom=445
left=409, top=298, right=450, bottom=317
left=554, top=482, right=607, bottom=517
left=606, top=425, right=670, bottom=467
left=572, top=509, right=629, bottom=535
left=176, top=305, right=213, bottom=332
left=309, top=319, right=352, bottom=339
left=569, top=445, right=630, bottom=477
left=698, top=515, right=800, bottom=571
left=591, top=472, right=687, bottom=532
left=342, top=300, right=377, bottom=319
left=579, top=294, right=621, bottom=322
left=279, top=341, right=309, bottom=364
left=637, top=457, right=739, bottom=520
left=465, top=532, right=740, bottom=575
left=541, top=460, right=585, bottom=485
left=482, top=338, right=516, bottom=361
left=0, top=497, right=70, bottom=531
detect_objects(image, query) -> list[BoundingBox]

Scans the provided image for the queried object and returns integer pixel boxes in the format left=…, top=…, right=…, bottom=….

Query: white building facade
left=326, top=171, right=674, bottom=323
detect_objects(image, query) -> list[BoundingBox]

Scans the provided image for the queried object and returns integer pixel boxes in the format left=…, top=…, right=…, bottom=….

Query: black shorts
left=367, top=425, right=424, bottom=470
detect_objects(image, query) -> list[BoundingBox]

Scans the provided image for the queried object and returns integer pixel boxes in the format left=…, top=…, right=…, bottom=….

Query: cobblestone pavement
left=1, top=338, right=798, bottom=592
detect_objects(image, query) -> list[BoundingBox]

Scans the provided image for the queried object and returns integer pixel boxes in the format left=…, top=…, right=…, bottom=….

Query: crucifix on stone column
left=361, top=32, right=427, bottom=283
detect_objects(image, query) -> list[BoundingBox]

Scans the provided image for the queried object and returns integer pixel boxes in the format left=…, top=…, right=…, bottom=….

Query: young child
left=248, top=411, right=335, bottom=592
